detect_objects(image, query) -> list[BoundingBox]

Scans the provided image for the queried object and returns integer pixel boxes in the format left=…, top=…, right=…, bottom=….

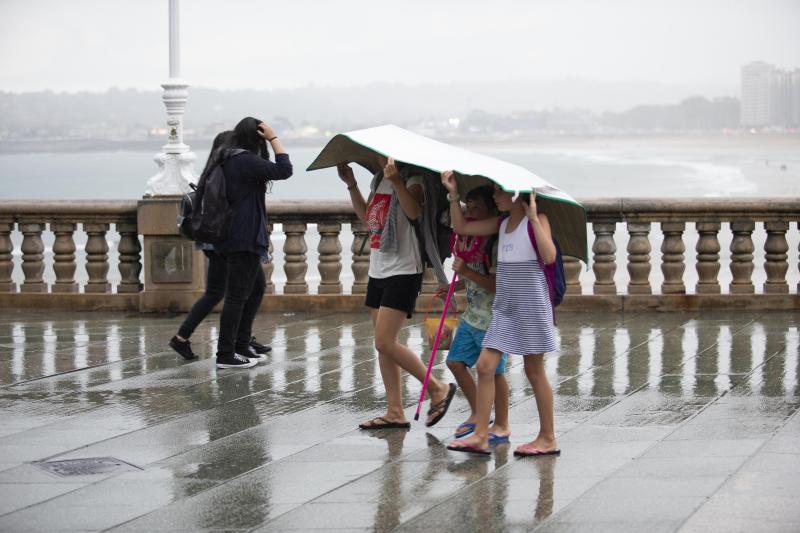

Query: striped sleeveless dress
left=481, top=217, right=558, bottom=355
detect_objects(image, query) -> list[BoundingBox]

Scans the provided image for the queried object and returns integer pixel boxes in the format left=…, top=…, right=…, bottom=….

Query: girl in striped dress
left=440, top=170, right=560, bottom=457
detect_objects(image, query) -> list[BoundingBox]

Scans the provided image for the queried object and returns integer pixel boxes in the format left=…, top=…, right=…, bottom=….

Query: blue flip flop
left=488, top=432, right=510, bottom=445
left=455, top=423, right=476, bottom=438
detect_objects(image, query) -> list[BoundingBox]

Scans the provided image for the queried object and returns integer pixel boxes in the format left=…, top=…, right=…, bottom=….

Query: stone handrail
left=0, top=198, right=798, bottom=310
left=264, top=198, right=800, bottom=299
left=0, top=201, right=141, bottom=294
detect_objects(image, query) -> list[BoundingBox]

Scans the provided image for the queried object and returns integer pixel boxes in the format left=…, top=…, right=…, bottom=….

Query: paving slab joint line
left=0, top=318, right=461, bottom=522
left=1, top=312, right=346, bottom=389
left=37, top=315, right=701, bottom=526
left=0, top=312, right=769, bottom=528
left=398, top=319, right=776, bottom=532
left=23, top=346, right=401, bottom=457
left=672, top=405, right=800, bottom=533
left=3, top=314, right=379, bottom=411
left=528, top=340, right=788, bottom=532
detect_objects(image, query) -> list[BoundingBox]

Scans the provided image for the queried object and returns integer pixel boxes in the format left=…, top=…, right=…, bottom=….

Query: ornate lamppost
left=145, top=0, right=196, bottom=195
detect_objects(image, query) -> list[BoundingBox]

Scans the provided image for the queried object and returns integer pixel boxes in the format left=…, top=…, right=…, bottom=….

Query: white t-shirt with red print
left=366, top=175, right=424, bottom=279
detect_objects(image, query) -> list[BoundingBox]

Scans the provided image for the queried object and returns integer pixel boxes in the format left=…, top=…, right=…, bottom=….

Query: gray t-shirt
left=366, top=175, right=424, bottom=278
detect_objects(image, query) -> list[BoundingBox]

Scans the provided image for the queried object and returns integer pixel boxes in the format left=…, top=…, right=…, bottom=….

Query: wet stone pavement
left=0, top=310, right=798, bottom=532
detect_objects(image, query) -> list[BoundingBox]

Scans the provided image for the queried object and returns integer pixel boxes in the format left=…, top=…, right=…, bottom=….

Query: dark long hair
left=231, top=116, right=270, bottom=161
left=466, top=185, right=500, bottom=268
left=200, top=130, right=233, bottom=179
left=466, top=185, right=498, bottom=215
left=231, top=116, right=273, bottom=192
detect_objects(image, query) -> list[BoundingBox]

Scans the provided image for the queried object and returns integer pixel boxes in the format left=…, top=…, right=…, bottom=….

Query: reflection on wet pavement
left=0, top=310, right=797, bottom=531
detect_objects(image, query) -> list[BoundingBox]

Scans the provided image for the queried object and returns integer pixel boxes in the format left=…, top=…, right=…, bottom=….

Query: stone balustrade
left=0, top=201, right=141, bottom=297
left=0, top=198, right=798, bottom=311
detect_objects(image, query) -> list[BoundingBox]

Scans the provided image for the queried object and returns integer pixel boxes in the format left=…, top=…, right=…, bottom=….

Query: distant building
left=740, top=61, right=800, bottom=127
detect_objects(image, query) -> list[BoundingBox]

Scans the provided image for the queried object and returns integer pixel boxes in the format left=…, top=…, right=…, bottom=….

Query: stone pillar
left=351, top=221, right=370, bottom=294
left=19, top=223, right=45, bottom=293
left=421, top=267, right=438, bottom=294
left=317, top=222, right=342, bottom=294
left=51, top=222, right=78, bottom=293
left=695, top=222, right=721, bottom=294
left=117, top=221, right=143, bottom=293
left=592, top=222, right=616, bottom=294
left=0, top=221, right=15, bottom=292
left=729, top=221, right=755, bottom=294
left=83, top=223, right=111, bottom=293
left=264, top=223, right=275, bottom=295
left=763, top=221, right=789, bottom=294
left=563, top=256, right=582, bottom=295
left=283, top=222, right=308, bottom=294
left=626, top=222, right=651, bottom=294
left=138, top=197, right=206, bottom=311
left=660, top=222, right=686, bottom=294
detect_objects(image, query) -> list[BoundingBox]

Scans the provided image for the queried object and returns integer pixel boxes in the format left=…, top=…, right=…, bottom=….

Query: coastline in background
left=1, top=135, right=799, bottom=200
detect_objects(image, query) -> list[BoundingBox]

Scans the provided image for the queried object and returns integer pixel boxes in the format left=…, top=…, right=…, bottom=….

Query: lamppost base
left=145, top=151, right=197, bottom=196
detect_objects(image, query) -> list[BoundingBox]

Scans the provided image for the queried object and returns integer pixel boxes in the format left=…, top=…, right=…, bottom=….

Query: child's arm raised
left=527, top=193, right=557, bottom=265
left=441, top=171, right=500, bottom=236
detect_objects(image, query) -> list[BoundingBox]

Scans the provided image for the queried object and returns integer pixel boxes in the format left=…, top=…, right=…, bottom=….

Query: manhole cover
left=31, top=457, right=142, bottom=477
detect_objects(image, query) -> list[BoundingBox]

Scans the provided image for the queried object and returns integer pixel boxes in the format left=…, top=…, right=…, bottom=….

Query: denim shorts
left=447, top=320, right=507, bottom=374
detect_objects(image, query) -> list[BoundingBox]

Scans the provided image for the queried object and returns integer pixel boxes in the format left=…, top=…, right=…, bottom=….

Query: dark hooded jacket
left=216, top=150, right=292, bottom=258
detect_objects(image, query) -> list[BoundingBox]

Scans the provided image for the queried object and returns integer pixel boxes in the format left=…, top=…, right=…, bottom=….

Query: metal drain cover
left=32, top=457, right=142, bottom=477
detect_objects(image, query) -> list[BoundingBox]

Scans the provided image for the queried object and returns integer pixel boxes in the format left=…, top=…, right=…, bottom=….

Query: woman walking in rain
left=441, top=171, right=560, bottom=457
left=169, top=129, right=274, bottom=362
left=338, top=156, right=456, bottom=429
left=213, top=117, right=293, bottom=368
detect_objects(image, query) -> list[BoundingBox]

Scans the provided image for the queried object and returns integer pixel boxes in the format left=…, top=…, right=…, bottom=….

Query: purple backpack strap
left=526, top=220, right=558, bottom=326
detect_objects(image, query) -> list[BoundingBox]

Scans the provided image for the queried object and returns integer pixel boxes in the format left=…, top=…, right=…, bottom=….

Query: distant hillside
left=0, top=79, right=731, bottom=137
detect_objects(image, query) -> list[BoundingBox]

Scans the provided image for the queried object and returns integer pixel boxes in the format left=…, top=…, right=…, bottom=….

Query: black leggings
left=177, top=250, right=227, bottom=339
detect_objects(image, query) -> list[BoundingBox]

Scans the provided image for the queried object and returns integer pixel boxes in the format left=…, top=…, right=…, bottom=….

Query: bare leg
left=361, top=309, right=405, bottom=426
left=447, top=360, right=478, bottom=434
left=449, top=348, right=502, bottom=451
left=519, top=354, right=558, bottom=452
left=489, top=373, right=510, bottom=437
left=362, top=307, right=449, bottom=427
left=447, top=360, right=477, bottom=413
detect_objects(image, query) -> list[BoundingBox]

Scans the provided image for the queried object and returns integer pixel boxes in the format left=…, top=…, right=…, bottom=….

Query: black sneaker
left=216, top=353, right=257, bottom=369
left=249, top=336, right=272, bottom=354
left=236, top=345, right=268, bottom=365
left=169, top=336, right=197, bottom=360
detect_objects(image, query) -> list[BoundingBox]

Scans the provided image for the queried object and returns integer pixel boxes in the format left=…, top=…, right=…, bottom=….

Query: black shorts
left=365, top=273, right=424, bottom=318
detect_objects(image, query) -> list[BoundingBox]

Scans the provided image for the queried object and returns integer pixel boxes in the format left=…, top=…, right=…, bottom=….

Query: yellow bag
left=424, top=313, right=458, bottom=351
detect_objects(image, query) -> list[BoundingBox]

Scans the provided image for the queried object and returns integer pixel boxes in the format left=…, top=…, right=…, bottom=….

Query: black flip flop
left=358, top=417, right=411, bottom=430
left=426, top=383, right=457, bottom=427
left=514, top=447, right=561, bottom=458
left=447, top=442, right=491, bottom=455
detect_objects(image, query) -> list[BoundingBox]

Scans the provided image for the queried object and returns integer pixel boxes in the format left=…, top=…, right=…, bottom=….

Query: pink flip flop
left=514, top=443, right=561, bottom=457
left=447, top=439, right=491, bottom=455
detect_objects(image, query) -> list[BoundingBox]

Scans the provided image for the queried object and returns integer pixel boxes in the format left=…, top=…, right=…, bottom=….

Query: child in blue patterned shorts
left=444, top=186, right=510, bottom=445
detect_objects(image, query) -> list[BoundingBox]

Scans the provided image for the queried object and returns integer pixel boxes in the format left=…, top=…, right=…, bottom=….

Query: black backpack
left=177, top=183, right=199, bottom=239
left=420, top=178, right=453, bottom=267
left=178, top=150, right=241, bottom=244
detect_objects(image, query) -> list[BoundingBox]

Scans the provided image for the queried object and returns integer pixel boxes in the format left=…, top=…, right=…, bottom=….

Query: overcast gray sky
left=1, top=0, right=799, bottom=94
